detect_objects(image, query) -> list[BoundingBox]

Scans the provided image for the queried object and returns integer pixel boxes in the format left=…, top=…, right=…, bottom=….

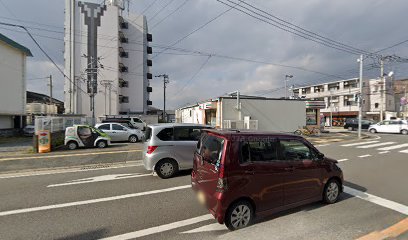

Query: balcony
left=119, top=63, right=128, bottom=73
left=119, top=31, right=128, bottom=43
left=147, top=73, right=152, bottom=79
left=119, top=47, right=128, bottom=58
left=147, top=86, right=152, bottom=92
left=147, top=33, right=152, bottom=42
left=119, top=79, right=129, bottom=88
left=147, top=100, right=152, bottom=106
left=147, top=59, right=152, bottom=66
left=119, top=95, right=129, bottom=103
left=119, top=16, right=128, bottom=29
left=147, top=46, right=152, bottom=54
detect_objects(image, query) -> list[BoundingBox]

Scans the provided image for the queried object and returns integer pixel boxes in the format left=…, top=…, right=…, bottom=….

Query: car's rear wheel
left=96, top=140, right=107, bottom=148
left=401, top=129, right=408, bottom=135
left=67, top=141, right=78, bottom=150
left=225, top=200, right=254, bottom=231
left=128, top=135, right=138, bottom=143
left=348, top=127, right=354, bottom=131
left=323, top=179, right=341, bottom=204
left=369, top=128, right=377, bottom=134
left=155, top=159, right=178, bottom=179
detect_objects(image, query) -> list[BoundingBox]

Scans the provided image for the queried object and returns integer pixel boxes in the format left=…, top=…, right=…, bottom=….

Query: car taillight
left=147, top=146, right=158, bottom=154
left=216, top=164, right=227, bottom=192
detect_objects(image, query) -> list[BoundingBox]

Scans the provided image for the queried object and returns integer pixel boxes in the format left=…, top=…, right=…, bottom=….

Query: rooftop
left=0, top=33, right=33, bottom=56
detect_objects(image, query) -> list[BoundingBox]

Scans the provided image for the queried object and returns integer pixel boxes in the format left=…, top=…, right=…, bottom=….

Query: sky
left=1, top=0, right=408, bottom=110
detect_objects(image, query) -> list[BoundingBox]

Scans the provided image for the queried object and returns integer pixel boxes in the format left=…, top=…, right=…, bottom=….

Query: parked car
left=143, top=123, right=213, bottom=178
left=23, top=125, right=35, bottom=136
left=344, top=118, right=376, bottom=131
left=191, top=129, right=343, bottom=230
left=65, top=125, right=111, bottom=150
left=95, top=123, right=144, bottom=143
left=368, top=120, right=408, bottom=134
left=103, top=116, right=146, bottom=130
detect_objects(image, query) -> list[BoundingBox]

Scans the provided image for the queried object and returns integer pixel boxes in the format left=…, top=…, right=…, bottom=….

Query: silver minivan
left=95, top=123, right=144, bottom=143
left=143, top=123, right=212, bottom=178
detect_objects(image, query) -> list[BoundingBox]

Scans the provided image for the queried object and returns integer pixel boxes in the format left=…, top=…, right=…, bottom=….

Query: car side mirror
left=317, top=152, right=325, bottom=160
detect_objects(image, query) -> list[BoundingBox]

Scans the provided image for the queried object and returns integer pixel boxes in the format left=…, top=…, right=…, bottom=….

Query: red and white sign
left=199, top=102, right=216, bottom=110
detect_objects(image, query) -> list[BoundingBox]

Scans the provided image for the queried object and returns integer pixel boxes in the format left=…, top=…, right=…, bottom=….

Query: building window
left=119, top=81, right=129, bottom=88
left=375, top=103, right=379, bottom=108
left=119, top=96, right=129, bottom=103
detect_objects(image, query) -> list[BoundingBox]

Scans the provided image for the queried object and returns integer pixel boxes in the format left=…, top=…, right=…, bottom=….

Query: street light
left=285, top=75, right=293, bottom=99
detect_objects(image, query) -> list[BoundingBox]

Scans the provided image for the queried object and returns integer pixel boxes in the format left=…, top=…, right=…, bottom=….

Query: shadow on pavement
left=55, top=228, right=109, bottom=240
left=344, top=181, right=367, bottom=192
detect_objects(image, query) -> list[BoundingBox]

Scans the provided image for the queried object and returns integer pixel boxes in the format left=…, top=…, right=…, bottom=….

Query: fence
left=34, top=116, right=92, bottom=133
left=223, top=120, right=258, bottom=130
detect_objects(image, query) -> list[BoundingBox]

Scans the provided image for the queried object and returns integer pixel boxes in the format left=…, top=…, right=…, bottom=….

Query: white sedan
left=368, top=120, right=408, bottom=135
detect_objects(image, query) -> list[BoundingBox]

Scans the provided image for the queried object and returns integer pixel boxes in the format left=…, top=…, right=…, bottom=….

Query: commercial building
left=293, top=77, right=396, bottom=125
left=394, top=79, right=408, bottom=119
left=175, top=94, right=323, bottom=132
left=0, top=33, right=32, bottom=130
left=64, top=0, right=153, bottom=119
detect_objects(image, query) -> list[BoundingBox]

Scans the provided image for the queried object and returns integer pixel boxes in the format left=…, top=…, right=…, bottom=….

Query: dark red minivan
left=191, top=130, right=343, bottom=230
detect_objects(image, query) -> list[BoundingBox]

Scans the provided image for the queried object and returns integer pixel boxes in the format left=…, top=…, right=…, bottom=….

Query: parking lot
left=0, top=133, right=407, bottom=239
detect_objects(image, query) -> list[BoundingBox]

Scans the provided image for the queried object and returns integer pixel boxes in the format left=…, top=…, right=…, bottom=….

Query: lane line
left=356, top=142, right=395, bottom=149
left=358, top=155, right=371, bottom=158
left=0, top=149, right=142, bottom=161
left=400, top=149, right=408, bottom=153
left=180, top=222, right=227, bottom=234
left=337, top=159, right=349, bottom=162
left=315, top=144, right=330, bottom=147
left=47, top=173, right=152, bottom=187
left=341, top=141, right=379, bottom=147
left=377, top=143, right=408, bottom=151
left=0, top=161, right=144, bottom=179
left=0, top=185, right=191, bottom=217
left=344, top=186, right=408, bottom=215
left=378, top=151, right=389, bottom=154
left=99, top=215, right=213, bottom=240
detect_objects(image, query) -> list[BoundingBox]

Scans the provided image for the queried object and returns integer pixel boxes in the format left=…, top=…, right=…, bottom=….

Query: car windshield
left=198, top=133, right=225, bottom=164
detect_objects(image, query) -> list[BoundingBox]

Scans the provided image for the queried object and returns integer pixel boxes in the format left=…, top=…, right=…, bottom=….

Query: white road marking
left=358, top=154, right=371, bottom=158
left=0, top=185, right=191, bottom=217
left=0, top=149, right=142, bottom=161
left=344, top=186, right=408, bottom=215
left=337, top=159, right=349, bottom=162
left=47, top=173, right=151, bottom=187
left=341, top=141, right=379, bottom=147
left=315, top=144, right=330, bottom=147
left=0, top=161, right=143, bottom=179
left=356, top=142, right=395, bottom=149
left=378, top=151, right=390, bottom=154
left=180, top=223, right=227, bottom=234
left=377, top=143, right=408, bottom=151
left=99, top=214, right=213, bottom=240
left=399, top=149, right=408, bottom=153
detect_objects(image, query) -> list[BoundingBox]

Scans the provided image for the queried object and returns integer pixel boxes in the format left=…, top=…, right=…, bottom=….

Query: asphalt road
left=0, top=133, right=407, bottom=240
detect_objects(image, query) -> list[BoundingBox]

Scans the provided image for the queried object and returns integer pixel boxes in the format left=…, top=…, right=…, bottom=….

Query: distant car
left=344, top=119, right=375, bottom=131
left=191, top=129, right=343, bottom=230
left=23, top=125, right=35, bottom=136
left=95, top=123, right=144, bottom=143
left=103, top=116, right=146, bottom=130
left=65, top=125, right=111, bottom=150
left=143, top=123, right=213, bottom=179
left=368, top=120, right=408, bottom=134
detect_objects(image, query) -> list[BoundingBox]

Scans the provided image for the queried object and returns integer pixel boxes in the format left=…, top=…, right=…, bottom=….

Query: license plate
left=197, top=191, right=206, bottom=205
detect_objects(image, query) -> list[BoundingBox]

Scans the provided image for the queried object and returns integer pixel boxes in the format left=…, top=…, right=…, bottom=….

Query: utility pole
left=358, top=54, right=364, bottom=138
left=330, top=91, right=333, bottom=128
left=155, top=74, right=169, bottom=122
left=48, top=75, right=53, bottom=106
left=285, top=75, right=293, bottom=99
left=101, top=80, right=113, bottom=116
left=380, top=58, right=384, bottom=121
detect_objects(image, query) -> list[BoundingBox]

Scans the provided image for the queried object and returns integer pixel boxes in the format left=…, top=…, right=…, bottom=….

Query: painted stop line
left=47, top=173, right=151, bottom=187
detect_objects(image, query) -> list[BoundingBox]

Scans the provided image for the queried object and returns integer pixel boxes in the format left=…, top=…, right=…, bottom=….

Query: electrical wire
left=176, top=55, right=212, bottom=94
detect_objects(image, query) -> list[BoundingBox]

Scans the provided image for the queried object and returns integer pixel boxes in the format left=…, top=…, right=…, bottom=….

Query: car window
left=174, top=127, right=203, bottom=141
left=199, top=134, right=224, bottom=164
left=98, top=124, right=111, bottom=131
left=112, top=124, right=125, bottom=131
left=279, top=139, right=314, bottom=161
left=156, top=127, right=174, bottom=141
left=133, top=118, right=143, bottom=123
left=241, top=140, right=278, bottom=163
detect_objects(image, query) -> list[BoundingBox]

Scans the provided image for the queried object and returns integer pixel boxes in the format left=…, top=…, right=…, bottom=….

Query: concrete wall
left=221, top=98, right=306, bottom=132
left=0, top=116, right=13, bottom=129
left=0, top=41, right=26, bottom=116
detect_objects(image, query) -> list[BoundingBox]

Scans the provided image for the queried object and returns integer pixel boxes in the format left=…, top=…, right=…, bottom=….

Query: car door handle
left=284, top=166, right=295, bottom=171
left=245, top=170, right=255, bottom=175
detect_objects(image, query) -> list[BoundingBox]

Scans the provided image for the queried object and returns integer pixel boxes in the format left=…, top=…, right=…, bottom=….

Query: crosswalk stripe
left=356, top=142, right=395, bottom=149
left=377, top=143, right=408, bottom=151
left=399, top=149, right=408, bottom=153
left=341, top=141, right=379, bottom=147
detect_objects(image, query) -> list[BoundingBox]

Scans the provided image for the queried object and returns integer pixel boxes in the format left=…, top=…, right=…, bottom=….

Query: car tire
left=96, top=140, right=108, bottom=148
left=369, top=128, right=377, bottom=134
left=155, top=159, right=178, bottom=179
left=225, top=200, right=254, bottom=231
left=67, top=141, right=78, bottom=150
left=401, top=129, right=408, bottom=135
left=128, top=135, right=138, bottom=143
left=323, top=179, right=341, bottom=204
left=347, top=127, right=353, bottom=131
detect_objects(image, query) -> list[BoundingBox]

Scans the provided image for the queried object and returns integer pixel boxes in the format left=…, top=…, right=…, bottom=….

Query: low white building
left=176, top=94, right=313, bottom=133
left=64, top=0, right=153, bottom=119
left=0, top=33, right=32, bottom=130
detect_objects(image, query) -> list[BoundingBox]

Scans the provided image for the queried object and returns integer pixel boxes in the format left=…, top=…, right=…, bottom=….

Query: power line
left=0, top=0, right=18, bottom=19
left=149, top=0, right=176, bottom=22
left=150, top=0, right=189, bottom=29
left=176, top=55, right=212, bottom=94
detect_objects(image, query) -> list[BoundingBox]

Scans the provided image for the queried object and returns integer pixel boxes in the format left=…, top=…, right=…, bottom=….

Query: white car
left=368, top=120, right=408, bottom=135
left=95, top=123, right=144, bottom=142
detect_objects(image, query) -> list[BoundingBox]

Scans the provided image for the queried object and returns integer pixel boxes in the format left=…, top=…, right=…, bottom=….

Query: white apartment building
left=64, top=0, right=153, bottom=120
left=0, top=33, right=32, bottom=130
left=293, top=77, right=396, bottom=125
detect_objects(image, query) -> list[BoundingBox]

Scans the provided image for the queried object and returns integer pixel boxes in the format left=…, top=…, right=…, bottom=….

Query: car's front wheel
left=401, top=129, right=408, bottom=135
left=225, top=200, right=254, bottom=231
left=155, top=159, right=178, bottom=179
left=323, top=179, right=341, bottom=204
left=128, top=135, right=138, bottom=143
left=369, top=128, right=377, bottom=134
left=96, top=140, right=107, bottom=148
